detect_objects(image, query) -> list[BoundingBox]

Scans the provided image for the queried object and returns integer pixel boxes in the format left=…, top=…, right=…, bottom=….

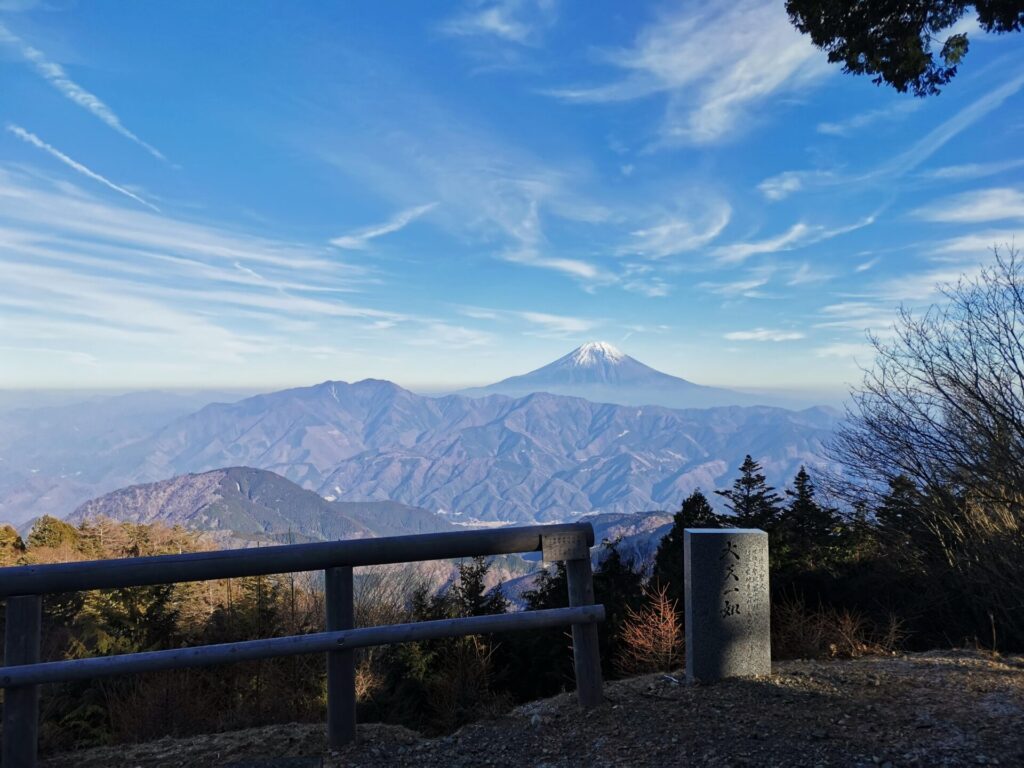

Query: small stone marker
left=684, top=528, right=770, bottom=683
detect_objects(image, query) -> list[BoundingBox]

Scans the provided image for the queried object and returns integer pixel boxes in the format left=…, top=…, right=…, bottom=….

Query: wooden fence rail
left=0, top=522, right=604, bottom=768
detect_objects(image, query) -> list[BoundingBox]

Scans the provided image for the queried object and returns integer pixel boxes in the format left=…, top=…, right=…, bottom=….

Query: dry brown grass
left=772, top=593, right=906, bottom=659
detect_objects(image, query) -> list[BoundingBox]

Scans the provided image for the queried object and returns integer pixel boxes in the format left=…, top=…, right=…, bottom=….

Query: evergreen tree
left=522, top=561, right=568, bottom=611
left=876, top=475, right=925, bottom=537
left=453, top=556, right=509, bottom=617
left=592, top=540, right=645, bottom=676
left=715, top=455, right=783, bottom=530
left=652, top=489, right=721, bottom=604
left=27, top=515, right=82, bottom=553
left=778, top=467, right=837, bottom=568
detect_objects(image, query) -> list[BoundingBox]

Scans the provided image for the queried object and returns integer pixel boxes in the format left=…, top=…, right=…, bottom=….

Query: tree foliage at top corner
left=785, top=1, right=1024, bottom=96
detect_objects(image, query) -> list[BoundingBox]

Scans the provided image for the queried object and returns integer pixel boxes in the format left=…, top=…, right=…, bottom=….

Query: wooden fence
left=0, top=522, right=604, bottom=768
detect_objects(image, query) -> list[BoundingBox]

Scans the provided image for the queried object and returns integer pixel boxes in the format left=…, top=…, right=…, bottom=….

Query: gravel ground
left=41, top=650, right=1024, bottom=768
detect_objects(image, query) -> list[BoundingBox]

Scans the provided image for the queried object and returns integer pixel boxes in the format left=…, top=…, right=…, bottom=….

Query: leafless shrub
left=615, top=582, right=683, bottom=676
left=830, top=245, right=1024, bottom=646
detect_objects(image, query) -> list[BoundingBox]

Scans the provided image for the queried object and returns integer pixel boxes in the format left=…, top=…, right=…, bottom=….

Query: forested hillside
left=3, top=444, right=1015, bottom=754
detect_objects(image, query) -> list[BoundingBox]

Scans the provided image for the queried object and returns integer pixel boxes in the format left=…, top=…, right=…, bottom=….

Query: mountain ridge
left=458, top=341, right=775, bottom=408
left=0, top=347, right=841, bottom=526
left=118, top=379, right=838, bottom=524
left=69, top=466, right=458, bottom=543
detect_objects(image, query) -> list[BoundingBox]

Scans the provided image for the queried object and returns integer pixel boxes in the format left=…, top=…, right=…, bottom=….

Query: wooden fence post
left=565, top=557, right=603, bottom=708
left=3, top=595, right=42, bottom=768
left=324, top=566, right=355, bottom=747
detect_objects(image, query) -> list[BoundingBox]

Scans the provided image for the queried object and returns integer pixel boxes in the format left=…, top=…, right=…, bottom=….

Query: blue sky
left=1, top=1, right=1022, bottom=397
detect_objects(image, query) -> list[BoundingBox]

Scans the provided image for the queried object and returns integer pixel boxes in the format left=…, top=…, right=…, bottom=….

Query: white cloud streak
left=914, top=187, right=1024, bottom=223
left=817, top=101, right=920, bottom=137
left=503, top=247, right=610, bottom=281
left=458, top=305, right=599, bottom=337
left=0, top=22, right=165, bottom=161
left=878, top=71, right=1024, bottom=178
left=440, top=0, right=554, bottom=45
left=7, top=123, right=160, bottom=212
left=724, top=328, right=805, bottom=342
left=518, top=310, right=597, bottom=335
left=712, top=215, right=876, bottom=264
left=625, top=199, right=731, bottom=258
left=757, top=170, right=834, bottom=201
left=712, top=223, right=810, bottom=263
left=921, top=158, right=1024, bottom=180
left=330, top=202, right=438, bottom=249
left=547, top=0, right=828, bottom=145
left=756, top=71, right=1024, bottom=200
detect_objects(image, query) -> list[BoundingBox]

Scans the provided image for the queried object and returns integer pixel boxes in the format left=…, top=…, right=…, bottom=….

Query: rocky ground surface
left=41, top=651, right=1024, bottom=768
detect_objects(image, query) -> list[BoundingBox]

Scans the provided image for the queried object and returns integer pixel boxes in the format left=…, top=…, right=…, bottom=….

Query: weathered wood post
left=2, top=595, right=42, bottom=768
left=547, top=530, right=603, bottom=708
left=324, top=566, right=355, bottom=747
left=684, top=528, right=770, bottom=684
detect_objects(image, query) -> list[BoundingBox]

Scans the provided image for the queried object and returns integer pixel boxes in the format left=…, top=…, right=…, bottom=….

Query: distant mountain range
left=69, top=466, right=457, bottom=544
left=0, top=343, right=841, bottom=528
left=458, top=341, right=759, bottom=409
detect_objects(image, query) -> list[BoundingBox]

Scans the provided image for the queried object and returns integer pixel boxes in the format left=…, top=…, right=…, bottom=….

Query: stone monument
left=684, top=528, right=770, bottom=683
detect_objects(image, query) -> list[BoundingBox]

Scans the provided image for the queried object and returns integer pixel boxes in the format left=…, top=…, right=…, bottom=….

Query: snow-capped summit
left=459, top=342, right=758, bottom=408
left=568, top=341, right=626, bottom=366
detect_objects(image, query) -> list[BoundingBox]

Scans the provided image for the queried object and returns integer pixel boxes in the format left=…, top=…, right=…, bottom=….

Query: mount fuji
left=459, top=342, right=762, bottom=409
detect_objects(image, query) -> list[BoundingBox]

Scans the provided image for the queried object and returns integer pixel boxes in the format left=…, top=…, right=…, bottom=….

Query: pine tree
left=715, top=455, right=783, bottom=530
left=653, top=489, right=721, bottom=604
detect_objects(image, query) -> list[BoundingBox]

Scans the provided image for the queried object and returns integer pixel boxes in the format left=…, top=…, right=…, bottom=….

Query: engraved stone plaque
left=684, top=528, right=770, bottom=683
left=542, top=531, right=589, bottom=562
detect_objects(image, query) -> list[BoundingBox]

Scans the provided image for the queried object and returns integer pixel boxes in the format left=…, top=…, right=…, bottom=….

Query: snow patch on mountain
left=569, top=341, right=625, bottom=366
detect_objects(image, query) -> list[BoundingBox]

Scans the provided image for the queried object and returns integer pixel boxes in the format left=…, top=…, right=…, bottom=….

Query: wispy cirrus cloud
left=914, top=187, right=1024, bottom=223
left=815, top=342, right=875, bottom=359
left=815, top=301, right=896, bottom=333
left=439, top=0, right=556, bottom=45
left=319, top=91, right=615, bottom=290
left=788, top=262, right=834, bottom=286
left=547, top=0, right=828, bottom=145
left=503, top=247, right=612, bottom=282
left=724, top=328, right=804, bottom=342
left=7, top=123, right=160, bottom=211
left=712, top=223, right=810, bottom=263
left=712, top=215, right=876, bottom=264
left=0, top=167, right=415, bottom=378
left=0, top=22, right=165, bottom=161
left=330, top=202, right=438, bottom=249
left=879, top=72, right=1024, bottom=178
left=757, top=71, right=1024, bottom=201
left=620, top=263, right=671, bottom=298
left=920, top=158, right=1024, bottom=180
left=817, top=101, right=920, bottom=137
left=406, top=322, right=494, bottom=348
left=932, top=230, right=1020, bottom=255
left=624, top=199, right=731, bottom=258
left=460, top=305, right=599, bottom=337
left=699, top=271, right=774, bottom=299
left=757, top=170, right=835, bottom=201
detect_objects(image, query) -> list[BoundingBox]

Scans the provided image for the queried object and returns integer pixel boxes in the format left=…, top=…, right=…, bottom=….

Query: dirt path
left=41, top=651, right=1024, bottom=767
